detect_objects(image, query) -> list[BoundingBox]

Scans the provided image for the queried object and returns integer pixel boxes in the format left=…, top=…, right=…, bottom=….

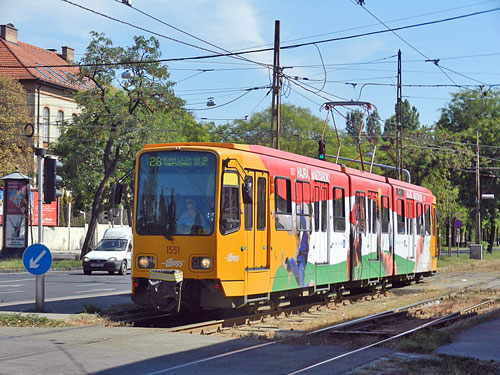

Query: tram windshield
left=136, top=150, right=216, bottom=237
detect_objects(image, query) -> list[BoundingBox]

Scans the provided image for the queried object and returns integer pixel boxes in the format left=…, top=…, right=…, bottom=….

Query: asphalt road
left=0, top=270, right=132, bottom=314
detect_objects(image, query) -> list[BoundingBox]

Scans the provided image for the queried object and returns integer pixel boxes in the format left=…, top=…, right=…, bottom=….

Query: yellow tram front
left=131, top=145, right=220, bottom=311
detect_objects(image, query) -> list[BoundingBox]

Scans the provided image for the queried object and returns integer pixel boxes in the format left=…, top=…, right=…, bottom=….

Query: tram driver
left=178, top=198, right=210, bottom=234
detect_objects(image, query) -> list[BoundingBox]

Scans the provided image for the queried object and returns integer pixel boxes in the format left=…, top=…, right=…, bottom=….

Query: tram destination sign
left=148, top=154, right=210, bottom=168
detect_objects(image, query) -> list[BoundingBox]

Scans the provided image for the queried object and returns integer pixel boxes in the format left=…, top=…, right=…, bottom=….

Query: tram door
left=407, top=199, right=416, bottom=262
left=367, top=191, right=381, bottom=278
left=243, top=170, right=269, bottom=269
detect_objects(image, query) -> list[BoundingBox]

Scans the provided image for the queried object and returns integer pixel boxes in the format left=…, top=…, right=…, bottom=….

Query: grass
left=437, top=248, right=500, bottom=272
left=356, top=356, right=500, bottom=375
left=0, top=312, right=116, bottom=327
left=0, top=258, right=81, bottom=270
left=0, top=313, right=69, bottom=327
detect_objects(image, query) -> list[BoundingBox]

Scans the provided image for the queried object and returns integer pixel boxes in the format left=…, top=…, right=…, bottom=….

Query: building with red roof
left=0, top=23, right=89, bottom=147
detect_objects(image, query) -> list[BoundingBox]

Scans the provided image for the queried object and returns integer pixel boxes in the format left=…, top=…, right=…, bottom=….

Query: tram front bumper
left=146, top=269, right=184, bottom=312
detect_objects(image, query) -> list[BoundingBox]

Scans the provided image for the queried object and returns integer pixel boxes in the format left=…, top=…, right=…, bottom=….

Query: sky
left=3, top=0, right=500, bottom=130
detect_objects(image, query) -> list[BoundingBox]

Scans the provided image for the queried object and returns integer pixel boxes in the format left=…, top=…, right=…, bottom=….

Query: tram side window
left=314, top=186, right=320, bottom=232
left=296, top=181, right=311, bottom=231
left=381, top=196, right=390, bottom=233
left=220, top=171, right=240, bottom=234
left=257, top=177, right=266, bottom=231
left=355, top=191, right=366, bottom=233
left=321, top=186, right=328, bottom=232
left=406, top=200, right=414, bottom=236
left=416, top=202, right=424, bottom=235
left=275, top=177, right=292, bottom=231
left=244, top=176, right=253, bottom=231
left=368, top=191, right=377, bottom=234
left=424, top=204, right=431, bottom=235
left=397, top=198, right=405, bottom=234
left=432, top=206, right=438, bottom=236
left=333, top=187, right=345, bottom=232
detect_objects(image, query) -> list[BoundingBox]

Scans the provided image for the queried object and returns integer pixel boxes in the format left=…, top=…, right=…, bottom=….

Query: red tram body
left=131, top=143, right=437, bottom=311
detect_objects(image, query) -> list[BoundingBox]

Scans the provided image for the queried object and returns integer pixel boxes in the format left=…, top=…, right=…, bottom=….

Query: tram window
left=296, top=181, right=311, bottom=231
left=275, top=177, right=292, bottom=231
left=321, top=186, right=328, bottom=232
left=432, top=206, right=437, bottom=236
left=332, top=187, right=345, bottom=232
left=416, top=202, right=423, bottom=235
left=424, top=204, right=431, bottom=235
left=355, top=191, right=366, bottom=233
left=314, top=186, right=320, bottom=232
left=381, top=196, right=390, bottom=233
left=368, top=191, right=378, bottom=234
left=220, top=171, right=240, bottom=234
left=397, top=198, right=405, bottom=234
left=244, top=176, right=253, bottom=231
left=257, top=177, right=266, bottom=231
left=406, top=200, right=414, bottom=235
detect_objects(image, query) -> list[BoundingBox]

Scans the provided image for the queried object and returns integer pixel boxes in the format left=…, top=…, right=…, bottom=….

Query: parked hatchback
left=82, top=227, right=132, bottom=275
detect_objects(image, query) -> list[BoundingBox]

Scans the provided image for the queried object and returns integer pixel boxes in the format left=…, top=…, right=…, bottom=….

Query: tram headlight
left=137, top=256, right=155, bottom=269
left=191, top=256, right=212, bottom=270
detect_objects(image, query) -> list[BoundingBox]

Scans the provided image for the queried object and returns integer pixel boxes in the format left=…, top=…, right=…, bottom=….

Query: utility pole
left=475, top=131, right=481, bottom=244
left=396, top=49, right=403, bottom=180
left=270, top=20, right=281, bottom=150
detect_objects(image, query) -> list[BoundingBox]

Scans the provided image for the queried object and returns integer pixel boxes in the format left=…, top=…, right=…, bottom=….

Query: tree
left=52, top=32, right=202, bottom=258
left=211, top=103, right=335, bottom=158
left=0, top=75, right=33, bottom=177
left=437, top=88, right=500, bottom=252
left=383, top=99, right=421, bottom=138
left=345, top=109, right=364, bottom=140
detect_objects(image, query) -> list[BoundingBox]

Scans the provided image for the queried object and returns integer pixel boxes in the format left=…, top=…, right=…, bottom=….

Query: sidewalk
left=436, top=312, right=500, bottom=361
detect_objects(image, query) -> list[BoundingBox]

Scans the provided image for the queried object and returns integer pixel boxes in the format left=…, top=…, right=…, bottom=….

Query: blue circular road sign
left=454, top=220, right=463, bottom=229
left=22, top=244, right=52, bottom=275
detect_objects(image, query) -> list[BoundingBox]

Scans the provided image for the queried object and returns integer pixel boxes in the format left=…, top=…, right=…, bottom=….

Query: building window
left=42, top=107, right=50, bottom=142
left=57, top=110, right=64, bottom=125
left=56, top=110, right=64, bottom=139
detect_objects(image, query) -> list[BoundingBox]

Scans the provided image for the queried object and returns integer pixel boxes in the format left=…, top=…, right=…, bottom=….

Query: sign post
left=23, top=243, right=52, bottom=311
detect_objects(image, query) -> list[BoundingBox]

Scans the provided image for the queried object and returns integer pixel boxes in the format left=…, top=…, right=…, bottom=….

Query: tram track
left=136, top=289, right=500, bottom=374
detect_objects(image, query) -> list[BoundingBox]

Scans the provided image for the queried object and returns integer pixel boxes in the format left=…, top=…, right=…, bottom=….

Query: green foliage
left=383, top=99, right=421, bottom=136
left=0, top=75, right=33, bottom=177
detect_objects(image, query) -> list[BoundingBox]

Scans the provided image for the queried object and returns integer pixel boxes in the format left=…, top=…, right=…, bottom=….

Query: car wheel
left=84, top=270, right=91, bottom=275
left=118, top=260, right=127, bottom=275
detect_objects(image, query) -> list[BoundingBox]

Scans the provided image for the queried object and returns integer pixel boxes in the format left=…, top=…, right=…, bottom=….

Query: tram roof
left=142, top=142, right=432, bottom=194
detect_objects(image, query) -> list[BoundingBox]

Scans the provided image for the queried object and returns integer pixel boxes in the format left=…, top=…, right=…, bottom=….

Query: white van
left=82, top=227, right=132, bottom=275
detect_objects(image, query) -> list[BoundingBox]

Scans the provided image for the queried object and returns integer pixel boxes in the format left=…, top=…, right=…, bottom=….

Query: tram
left=130, top=143, right=437, bottom=312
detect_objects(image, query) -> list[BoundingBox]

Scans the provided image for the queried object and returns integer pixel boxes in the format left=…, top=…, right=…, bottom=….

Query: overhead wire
left=8, top=7, right=500, bottom=70
left=352, top=1, right=489, bottom=86
left=118, top=0, right=271, bottom=69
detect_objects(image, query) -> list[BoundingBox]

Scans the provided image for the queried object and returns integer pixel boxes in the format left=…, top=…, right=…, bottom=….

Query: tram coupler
left=147, top=269, right=183, bottom=312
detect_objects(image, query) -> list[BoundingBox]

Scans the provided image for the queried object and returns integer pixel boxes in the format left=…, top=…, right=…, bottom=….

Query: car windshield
left=94, top=239, right=128, bottom=251
left=136, top=150, right=216, bottom=237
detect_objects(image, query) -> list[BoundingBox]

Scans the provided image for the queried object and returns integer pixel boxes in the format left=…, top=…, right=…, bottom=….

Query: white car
left=82, top=227, right=132, bottom=275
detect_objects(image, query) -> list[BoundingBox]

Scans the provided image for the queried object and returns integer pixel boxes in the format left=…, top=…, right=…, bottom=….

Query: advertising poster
left=5, top=181, right=29, bottom=248
left=0, top=188, right=58, bottom=227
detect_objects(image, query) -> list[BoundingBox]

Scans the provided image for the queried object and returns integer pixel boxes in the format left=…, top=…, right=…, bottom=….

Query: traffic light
left=103, top=211, right=109, bottom=221
left=318, top=140, right=326, bottom=160
left=43, top=156, right=63, bottom=204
